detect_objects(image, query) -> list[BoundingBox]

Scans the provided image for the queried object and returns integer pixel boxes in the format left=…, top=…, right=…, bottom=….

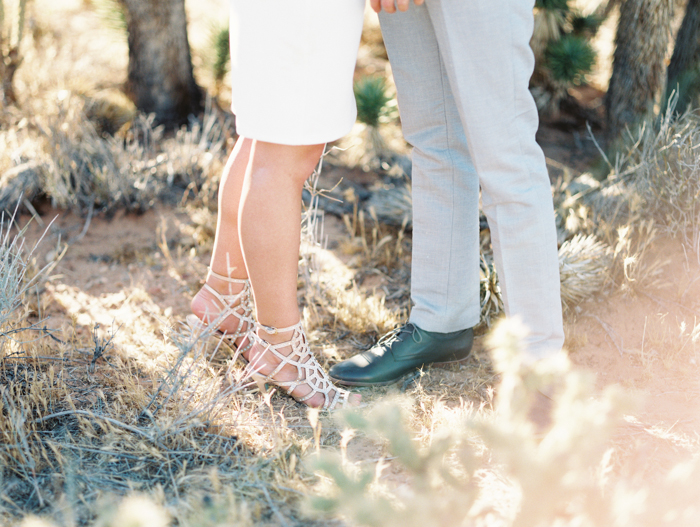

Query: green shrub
left=546, top=34, right=596, bottom=84
left=210, top=26, right=230, bottom=87
left=354, top=76, right=391, bottom=129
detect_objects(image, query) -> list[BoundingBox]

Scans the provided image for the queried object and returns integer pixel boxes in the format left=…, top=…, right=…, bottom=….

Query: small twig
left=638, top=289, right=700, bottom=318
left=69, top=198, right=94, bottom=244
left=90, top=322, right=121, bottom=373
left=166, top=456, right=180, bottom=500
left=33, top=410, right=156, bottom=443
left=0, top=320, right=63, bottom=343
left=75, top=474, right=132, bottom=490
left=274, top=485, right=306, bottom=496
left=22, top=198, right=45, bottom=228
left=545, top=156, right=580, bottom=176
left=1, top=355, right=88, bottom=365
left=587, top=121, right=613, bottom=171
left=353, top=455, right=398, bottom=465
left=584, top=314, right=624, bottom=356
left=38, top=324, right=67, bottom=344
left=45, top=441, right=146, bottom=461
left=261, top=484, right=291, bottom=527
left=401, top=370, right=423, bottom=392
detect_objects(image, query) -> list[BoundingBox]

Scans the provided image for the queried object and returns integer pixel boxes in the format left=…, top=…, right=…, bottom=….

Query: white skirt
left=229, top=0, right=365, bottom=145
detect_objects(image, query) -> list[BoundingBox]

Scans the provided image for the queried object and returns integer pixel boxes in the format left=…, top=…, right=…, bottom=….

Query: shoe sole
left=329, top=355, right=471, bottom=387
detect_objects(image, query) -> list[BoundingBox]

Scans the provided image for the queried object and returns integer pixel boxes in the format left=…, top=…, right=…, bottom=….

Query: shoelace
left=376, top=324, right=423, bottom=348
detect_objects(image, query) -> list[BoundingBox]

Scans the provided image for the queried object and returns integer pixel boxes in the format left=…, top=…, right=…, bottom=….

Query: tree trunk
left=1, top=0, right=28, bottom=108
left=1, top=48, right=21, bottom=106
left=120, top=0, right=202, bottom=126
left=667, top=0, right=700, bottom=111
left=606, top=0, right=673, bottom=140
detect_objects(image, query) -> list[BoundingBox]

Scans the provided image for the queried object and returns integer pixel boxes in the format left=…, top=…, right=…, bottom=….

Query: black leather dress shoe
left=329, top=323, right=474, bottom=386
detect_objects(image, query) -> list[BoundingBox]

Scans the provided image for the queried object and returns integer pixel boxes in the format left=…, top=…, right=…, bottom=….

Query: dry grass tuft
left=620, top=108, right=700, bottom=262
left=339, top=205, right=409, bottom=274
left=1, top=93, right=231, bottom=216
left=0, top=299, right=309, bottom=524
left=299, top=157, right=407, bottom=346
left=477, top=252, right=505, bottom=332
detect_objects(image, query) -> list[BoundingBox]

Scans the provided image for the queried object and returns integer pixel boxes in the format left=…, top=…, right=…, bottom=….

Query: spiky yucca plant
left=354, top=76, right=391, bottom=129
left=532, top=0, right=569, bottom=59
left=210, top=25, right=230, bottom=93
left=546, top=34, right=597, bottom=85
left=530, top=0, right=599, bottom=114
left=92, top=0, right=127, bottom=36
left=352, top=75, right=393, bottom=169
left=558, top=233, right=611, bottom=310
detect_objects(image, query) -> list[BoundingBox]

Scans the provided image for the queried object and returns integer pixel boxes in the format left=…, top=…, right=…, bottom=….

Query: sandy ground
left=17, top=105, right=700, bottom=483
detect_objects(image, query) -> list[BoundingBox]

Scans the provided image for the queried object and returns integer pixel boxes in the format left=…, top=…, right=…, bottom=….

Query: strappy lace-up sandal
left=187, top=268, right=254, bottom=355
left=246, top=320, right=354, bottom=411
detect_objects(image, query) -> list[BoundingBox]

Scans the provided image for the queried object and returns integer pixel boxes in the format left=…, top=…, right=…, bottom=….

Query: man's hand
left=370, top=0, right=425, bottom=14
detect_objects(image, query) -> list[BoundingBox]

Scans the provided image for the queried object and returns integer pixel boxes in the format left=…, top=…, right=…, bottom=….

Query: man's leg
left=379, top=4, right=482, bottom=333
left=425, top=0, right=564, bottom=359
left=329, top=5, right=477, bottom=386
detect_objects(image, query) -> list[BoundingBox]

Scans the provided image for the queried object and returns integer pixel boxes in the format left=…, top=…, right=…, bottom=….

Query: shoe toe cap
left=329, top=352, right=375, bottom=382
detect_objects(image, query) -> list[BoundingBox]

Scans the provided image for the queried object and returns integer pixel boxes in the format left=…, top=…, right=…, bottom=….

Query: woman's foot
left=246, top=321, right=361, bottom=410
left=189, top=269, right=253, bottom=352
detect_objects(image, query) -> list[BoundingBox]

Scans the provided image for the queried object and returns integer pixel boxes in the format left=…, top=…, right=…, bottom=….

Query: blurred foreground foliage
left=308, top=320, right=700, bottom=527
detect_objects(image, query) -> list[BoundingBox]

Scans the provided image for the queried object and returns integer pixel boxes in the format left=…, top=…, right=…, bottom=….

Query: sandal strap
left=201, top=282, right=248, bottom=310
left=195, top=279, right=254, bottom=342
left=257, top=320, right=303, bottom=336
left=251, top=322, right=351, bottom=411
left=208, top=267, right=249, bottom=285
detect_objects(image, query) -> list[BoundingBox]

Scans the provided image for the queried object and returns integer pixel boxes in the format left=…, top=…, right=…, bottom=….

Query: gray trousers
left=379, top=0, right=564, bottom=359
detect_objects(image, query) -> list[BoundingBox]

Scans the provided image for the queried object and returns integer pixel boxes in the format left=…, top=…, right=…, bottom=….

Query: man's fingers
left=374, top=0, right=423, bottom=13
left=381, top=0, right=397, bottom=13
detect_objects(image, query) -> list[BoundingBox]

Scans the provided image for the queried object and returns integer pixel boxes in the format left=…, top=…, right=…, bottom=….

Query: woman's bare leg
left=190, top=137, right=252, bottom=341
left=240, top=140, right=360, bottom=407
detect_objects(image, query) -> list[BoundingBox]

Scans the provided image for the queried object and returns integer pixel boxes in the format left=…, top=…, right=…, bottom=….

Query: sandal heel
left=251, top=373, right=269, bottom=393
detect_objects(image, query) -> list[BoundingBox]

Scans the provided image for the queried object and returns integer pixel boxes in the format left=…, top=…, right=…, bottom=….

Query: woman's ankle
left=206, top=268, right=247, bottom=296
left=256, top=320, right=301, bottom=347
left=189, top=277, right=249, bottom=330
